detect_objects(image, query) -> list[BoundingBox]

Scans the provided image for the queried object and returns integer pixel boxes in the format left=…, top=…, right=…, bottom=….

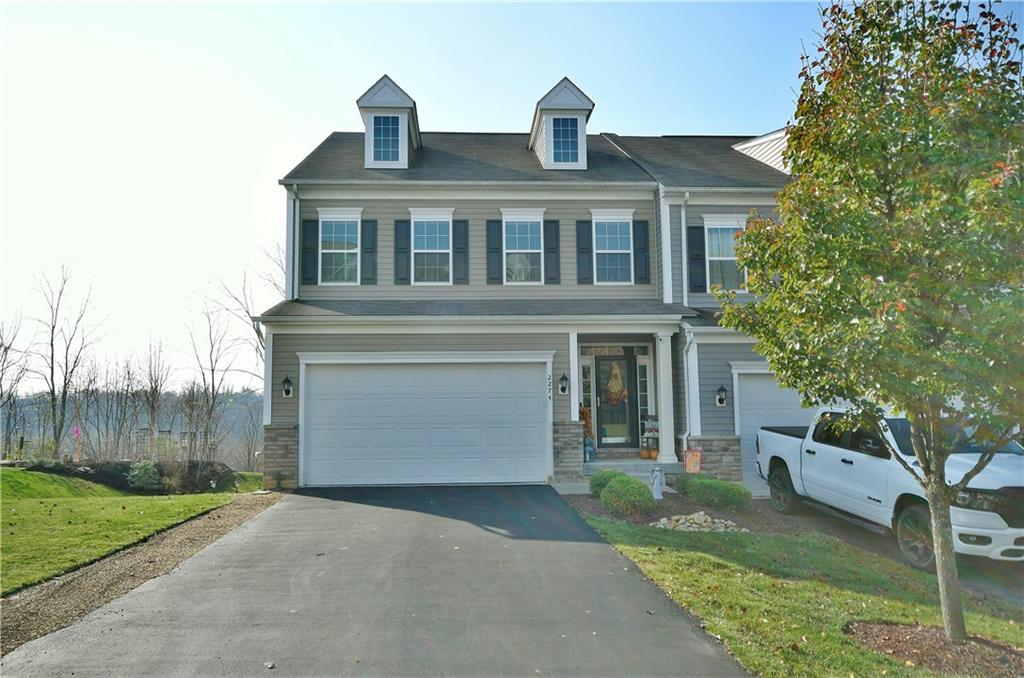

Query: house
left=256, top=76, right=815, bottom=491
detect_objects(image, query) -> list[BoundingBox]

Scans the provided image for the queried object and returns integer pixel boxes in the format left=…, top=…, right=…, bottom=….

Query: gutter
left=254, top=313, right=693, bottom=326
left=277, top=178, right=658, bottom=189
left=680, top=326, right=696, bottom=449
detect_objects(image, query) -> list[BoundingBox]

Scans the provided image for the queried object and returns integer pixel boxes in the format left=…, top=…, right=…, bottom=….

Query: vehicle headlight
left=954, top=490, right=999, bottom=512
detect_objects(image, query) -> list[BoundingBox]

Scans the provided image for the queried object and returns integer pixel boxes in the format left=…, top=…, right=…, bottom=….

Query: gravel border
left=0, top=491, right=282, bottom=656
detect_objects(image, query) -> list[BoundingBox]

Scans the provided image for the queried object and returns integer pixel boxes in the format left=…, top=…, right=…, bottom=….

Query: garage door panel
left=737, top=373, right=817, bottom=483
left=302, top=362, right=550, bottom=486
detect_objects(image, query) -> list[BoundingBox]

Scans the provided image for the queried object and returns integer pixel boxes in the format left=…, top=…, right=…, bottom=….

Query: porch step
left=582, top=460, right=683, bottom=476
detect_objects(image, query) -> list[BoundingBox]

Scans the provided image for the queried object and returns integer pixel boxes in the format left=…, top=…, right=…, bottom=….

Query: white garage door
left=737, top=373, right=817, bottom=493
left=302, top=362, right=550, bottom=486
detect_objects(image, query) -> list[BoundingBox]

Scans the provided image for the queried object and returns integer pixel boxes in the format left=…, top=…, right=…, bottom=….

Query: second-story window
left=552, top=117, right=579, bottom=163
left=411, top=213, right=452, bottom=284
left=373, top=115, right=400, bottom=162
left=318, top=209, right=361, bottom=285
left=502, top=209, right=545, bottom=284
left=593, top=219, right=633, bottom=284
left=704, top=214, right=747, bottom=291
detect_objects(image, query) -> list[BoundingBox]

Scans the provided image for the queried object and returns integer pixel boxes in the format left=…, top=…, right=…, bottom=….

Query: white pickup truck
left=756, top=408, right=1024, bottom=568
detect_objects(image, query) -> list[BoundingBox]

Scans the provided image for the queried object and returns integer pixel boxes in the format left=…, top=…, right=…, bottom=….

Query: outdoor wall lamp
left=558, top=373, right=569, bottom=395
left=715, top=384, right=728, bottom=407
left=282, top=375, right=294, bottom=399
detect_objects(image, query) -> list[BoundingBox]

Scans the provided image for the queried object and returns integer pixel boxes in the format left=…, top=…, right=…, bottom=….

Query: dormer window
left=529, top=78, right=594, bottom=170
left=552, top=117, right=579, bottom=163
left=372, top=115, right=400, bottom=162
left=357, top=75, right=421, bottom=169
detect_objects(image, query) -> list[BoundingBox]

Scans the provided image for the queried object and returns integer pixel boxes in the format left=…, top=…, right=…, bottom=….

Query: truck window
left=812, top=413, right=844, bottom=446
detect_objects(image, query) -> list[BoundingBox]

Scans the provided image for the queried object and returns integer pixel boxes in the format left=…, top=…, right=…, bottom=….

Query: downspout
left=680, top=327, right=695, bottom=450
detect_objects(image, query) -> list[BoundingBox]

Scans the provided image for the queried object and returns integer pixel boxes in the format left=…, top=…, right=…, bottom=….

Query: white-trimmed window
left=502, top=208, right=545, bottom=284
left=318, top=207, right=362, bottom=285
left=704, top=214, right=747, bottom=291
left=591, top=209, right=634, bottom=284
left=372, top=115, right=400, bottom=162
left=410, top=208, right=453, bottom=285
left=552, top=117, right=579, bottom=163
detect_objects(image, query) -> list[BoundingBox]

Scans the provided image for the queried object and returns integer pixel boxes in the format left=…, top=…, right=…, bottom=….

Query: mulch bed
left=563, top=492, right=811, bottom=535
left=0, top=492, right=282, bottom=656
left=847, top=621, right=1024, bottom=677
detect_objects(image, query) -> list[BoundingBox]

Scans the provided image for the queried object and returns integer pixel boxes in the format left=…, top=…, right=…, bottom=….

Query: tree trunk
left=926, top=482, right=966, bottom=642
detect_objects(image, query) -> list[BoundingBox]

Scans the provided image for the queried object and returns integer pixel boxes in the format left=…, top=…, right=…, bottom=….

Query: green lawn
left=231, top=472, right=264, bottom=493
left=1, top=468, right=126, bottom=500
left=589, top=516, right=1023, bottom=677
left=1, top=469, right=231, bottom=595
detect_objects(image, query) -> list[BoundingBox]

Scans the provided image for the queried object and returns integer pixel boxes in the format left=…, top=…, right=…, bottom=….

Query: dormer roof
left=357, top=75, right=421, bottom=148
left=528, top=77, right=595, bottom=150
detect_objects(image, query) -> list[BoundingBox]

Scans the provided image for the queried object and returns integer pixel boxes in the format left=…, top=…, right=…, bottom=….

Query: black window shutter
left=687, top=225, right=707, bottom=293
left=633, top=220, right=650, bottom=284
left=452, top=220, right=469, bottom=284
left=486, top=219, right=503, bottom=284
left=394, top=220, right=411, bottom=285
left=360, top=220, right=377, bottom=285
left=301, top=219, right=318, bottom=285
left=543, top=220, right=560, bottom=284
left=576, top=220, right=593, bottom=284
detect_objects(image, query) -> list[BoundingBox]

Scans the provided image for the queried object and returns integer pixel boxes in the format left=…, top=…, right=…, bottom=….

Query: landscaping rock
left=650, top=511, right=750, bottom=533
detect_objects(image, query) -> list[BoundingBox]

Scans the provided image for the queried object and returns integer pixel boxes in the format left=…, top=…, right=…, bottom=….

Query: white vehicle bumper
left=951, top=507, right=1024, bottom=561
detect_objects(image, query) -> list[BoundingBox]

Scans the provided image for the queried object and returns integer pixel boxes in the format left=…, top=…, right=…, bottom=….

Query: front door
left=595, top=356, right=638, bottom=448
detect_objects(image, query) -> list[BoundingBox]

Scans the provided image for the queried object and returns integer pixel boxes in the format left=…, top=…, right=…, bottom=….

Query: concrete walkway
left=2, top=486, right=743, bottom=677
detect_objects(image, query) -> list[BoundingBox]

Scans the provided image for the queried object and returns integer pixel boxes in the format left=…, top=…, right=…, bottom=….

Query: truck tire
left=895, top=503, right=935, bottom=570
left=768, top=467, right=799, bottom=514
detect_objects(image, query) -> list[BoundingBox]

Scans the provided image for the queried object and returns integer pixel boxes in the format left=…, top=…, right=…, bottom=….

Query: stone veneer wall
left=684, top=435, right=742, bottom=482
left=263, top=424, right=299, bottom=490
left=552, top=420, right=585, bottom=482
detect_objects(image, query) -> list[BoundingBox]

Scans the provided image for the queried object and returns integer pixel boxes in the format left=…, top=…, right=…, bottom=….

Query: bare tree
left=29, top=267, right=93, bottom=454
left=238, top=393, right=263, bottom=472
left=188, top=307, right=238, bottom=464
left=1, top=315, right=29, bottom=456
left=75, top=358, right=140, bottom=461
left=141, top=339, right=173, bottom=458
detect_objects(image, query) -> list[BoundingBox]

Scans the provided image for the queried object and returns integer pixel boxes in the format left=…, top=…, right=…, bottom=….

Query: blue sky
left=1, top=2, right=822, bottom=387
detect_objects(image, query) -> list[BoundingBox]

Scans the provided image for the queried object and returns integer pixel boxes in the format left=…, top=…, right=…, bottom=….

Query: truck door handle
left=841, top=458, right=854, bottom=465
left=804, top=449, right=816, bottom=455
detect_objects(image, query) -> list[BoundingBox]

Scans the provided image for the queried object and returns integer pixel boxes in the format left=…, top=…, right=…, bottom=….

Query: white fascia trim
left=409, top=207, right=455, bottom=221
left=682, top=323, right=758, bottom=345
left=263, top=317, right=685, bottom=336
left=500, top=208, right=546, bottom=221
left=317, top=207, right=363, bottom=220
left=590, top=208, right=636, bottom=221
left=262, top=331, right=273, bottom=425
left=658, top=184, right=672, bottom=304
left=729, top=360, right=771, bottom=374
left=297, top=350, right=555, bottom=366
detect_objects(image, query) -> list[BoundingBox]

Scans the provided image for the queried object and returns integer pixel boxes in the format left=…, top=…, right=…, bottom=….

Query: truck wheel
left=896, top=503, right=935, bottom=570
left=768, top=467, right=799, bottom=514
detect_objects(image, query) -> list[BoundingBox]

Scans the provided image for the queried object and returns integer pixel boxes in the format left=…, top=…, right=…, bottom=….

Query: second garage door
left=736, top=373, right=817, bottom=493
left=301, top=362, right=550, bottom=486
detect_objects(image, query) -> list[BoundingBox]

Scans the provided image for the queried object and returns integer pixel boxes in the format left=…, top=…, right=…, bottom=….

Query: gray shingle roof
left=257, top=299, right=695, bottom=320
left=609, top=135, right=789, bottom=188
left=281, top=132, right=654, bottom=184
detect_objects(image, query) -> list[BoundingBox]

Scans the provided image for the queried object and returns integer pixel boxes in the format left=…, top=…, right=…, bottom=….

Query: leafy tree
left=719, top=1, right=1022, bottom=643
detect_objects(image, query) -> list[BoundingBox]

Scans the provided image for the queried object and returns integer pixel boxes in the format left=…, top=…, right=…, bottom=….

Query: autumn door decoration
left=602, top=362, right=628, bottom=406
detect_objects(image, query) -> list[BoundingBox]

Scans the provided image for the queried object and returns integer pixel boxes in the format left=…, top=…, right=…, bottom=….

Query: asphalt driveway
left=1, top=486, right=742, bottom=677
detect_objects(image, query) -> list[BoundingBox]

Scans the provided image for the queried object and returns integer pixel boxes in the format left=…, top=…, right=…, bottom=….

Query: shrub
left=685, top=477, right=752, bottom=512
left=600, top=476, right=656, bottom=518
left=589, top=469, right=628, bottom=498
left=674, top=473, right=715, bottom=495
left=127, top=460, right=162, bottom=493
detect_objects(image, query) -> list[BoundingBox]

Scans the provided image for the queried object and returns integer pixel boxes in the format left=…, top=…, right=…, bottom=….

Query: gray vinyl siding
left=696, top=342, right=761, bottom=435
left=672, top=333, right=686, bottom=435
left=684, top=205, right=777, bottom=309
left=670, top=204, right=684, bottom=303
left=270, top=333, right=571, bottom=425
left=298, top=199, right=658, bottom=300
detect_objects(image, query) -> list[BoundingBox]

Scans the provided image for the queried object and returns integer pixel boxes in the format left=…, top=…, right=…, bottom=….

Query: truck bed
left=761, top=425, right=809, bottom=439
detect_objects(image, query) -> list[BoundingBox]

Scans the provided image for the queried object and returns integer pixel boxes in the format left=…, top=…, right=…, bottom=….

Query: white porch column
left=655, top=331, right=677, bottom=462
left=568, top=331, right=580, bottom=421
